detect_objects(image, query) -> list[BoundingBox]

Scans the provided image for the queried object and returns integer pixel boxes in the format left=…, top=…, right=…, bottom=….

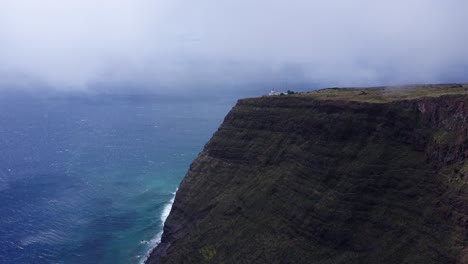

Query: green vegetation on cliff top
left=296, top=83, right=468, bottom=103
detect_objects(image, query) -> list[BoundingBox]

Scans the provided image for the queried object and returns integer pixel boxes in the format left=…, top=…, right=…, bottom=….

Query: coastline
left=140, top=189, right=177, bottom=264
left=140, top=86, right=468, bottom=263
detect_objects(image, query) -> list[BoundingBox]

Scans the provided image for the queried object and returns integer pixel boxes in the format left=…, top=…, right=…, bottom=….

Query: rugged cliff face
left=147, top=84, right=468, bottom=264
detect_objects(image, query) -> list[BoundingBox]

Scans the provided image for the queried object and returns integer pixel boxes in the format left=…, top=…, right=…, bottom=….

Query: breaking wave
left=140, top=189, right=177, bottom=264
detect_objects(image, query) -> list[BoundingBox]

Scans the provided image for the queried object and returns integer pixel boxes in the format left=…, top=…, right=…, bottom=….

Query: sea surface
left=0, top=93, right=233, bottom=264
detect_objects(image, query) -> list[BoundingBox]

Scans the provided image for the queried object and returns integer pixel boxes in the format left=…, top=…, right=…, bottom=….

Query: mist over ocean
left=0, top=93, right=232, bottom=264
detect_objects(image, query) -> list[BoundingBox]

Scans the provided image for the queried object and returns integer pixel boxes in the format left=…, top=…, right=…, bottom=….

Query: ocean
left=0, top=93, right=233, bottom=264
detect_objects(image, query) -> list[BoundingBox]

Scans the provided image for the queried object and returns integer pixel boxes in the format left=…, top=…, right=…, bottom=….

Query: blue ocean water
left=0, top=94, right=232, bottom=264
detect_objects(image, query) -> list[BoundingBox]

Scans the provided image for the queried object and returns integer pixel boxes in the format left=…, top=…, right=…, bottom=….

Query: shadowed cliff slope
left=147, top=83, right=468, bottom=264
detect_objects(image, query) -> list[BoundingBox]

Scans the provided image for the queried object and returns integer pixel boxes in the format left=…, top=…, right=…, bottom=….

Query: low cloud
left=0, top=0, right=467, bottom=93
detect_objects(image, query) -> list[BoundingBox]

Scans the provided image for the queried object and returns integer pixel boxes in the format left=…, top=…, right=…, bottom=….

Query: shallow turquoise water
left=0, top=94, right=233, bottom=264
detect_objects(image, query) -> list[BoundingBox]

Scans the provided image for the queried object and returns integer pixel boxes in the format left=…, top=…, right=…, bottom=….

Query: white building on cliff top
left=269, top=89, right=286, bottom=96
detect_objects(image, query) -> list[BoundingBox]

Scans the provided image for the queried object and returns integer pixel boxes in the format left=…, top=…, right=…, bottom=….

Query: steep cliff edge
left=147, top=83, right=468, bottom=264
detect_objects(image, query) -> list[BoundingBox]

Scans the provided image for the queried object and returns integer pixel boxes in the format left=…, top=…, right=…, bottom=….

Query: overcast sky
left=0, top=0, right=468, bottom=93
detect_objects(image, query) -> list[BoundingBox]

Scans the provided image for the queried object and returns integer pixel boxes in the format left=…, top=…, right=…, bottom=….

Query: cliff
left=147, top=83, right=468, bottom=264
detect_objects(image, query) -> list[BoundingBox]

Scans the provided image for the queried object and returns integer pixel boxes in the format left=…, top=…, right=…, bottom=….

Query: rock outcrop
left=147, top=84, right=468, bottom=264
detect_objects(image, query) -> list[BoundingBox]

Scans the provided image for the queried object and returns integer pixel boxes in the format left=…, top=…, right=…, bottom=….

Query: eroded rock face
left=148, top=91, right=468, bottom=264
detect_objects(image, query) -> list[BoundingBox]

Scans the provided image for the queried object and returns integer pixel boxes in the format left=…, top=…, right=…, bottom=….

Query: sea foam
left=140, top=189, right=177, bottom=264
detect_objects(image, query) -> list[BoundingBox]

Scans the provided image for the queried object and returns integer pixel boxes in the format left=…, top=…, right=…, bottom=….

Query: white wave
left=139, top=189, right=178, bottom=264
left=160, top=191, right=177, bottom=223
